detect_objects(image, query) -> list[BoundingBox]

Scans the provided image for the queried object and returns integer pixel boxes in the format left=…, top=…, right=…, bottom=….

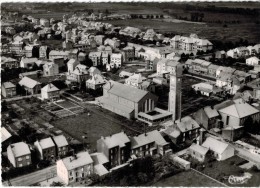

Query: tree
left=50, top=181, right=65, bottom=186
left=2, top=100, right=8, bottom=112
left=16, top=84, right=26, bottom=96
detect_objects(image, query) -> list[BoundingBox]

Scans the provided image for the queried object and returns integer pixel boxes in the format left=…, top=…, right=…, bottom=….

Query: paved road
left=2, top=165, right=56, bottom=186
left=3, top=94, right=41, bottom=102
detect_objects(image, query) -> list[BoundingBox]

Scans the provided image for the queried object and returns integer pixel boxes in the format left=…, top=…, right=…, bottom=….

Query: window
left=226, top=116, right=230, bottom=125
left=18, top=157, right=22, bottom=161
left=19, top=163, right=23, bottom=167
left=76, top=172, right=78, bottom=176
left=27, top=162, right=30, bottom=165
left=26, top=156, right=30, bottom=159
left=70, top=171, right=73, bottom=176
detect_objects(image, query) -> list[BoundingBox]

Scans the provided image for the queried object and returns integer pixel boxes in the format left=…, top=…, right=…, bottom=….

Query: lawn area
left=52, top=112, right=123, bottom=150
left=151, top=170, right=222, bottom=187
left=198, top=156, right=260, bottom=187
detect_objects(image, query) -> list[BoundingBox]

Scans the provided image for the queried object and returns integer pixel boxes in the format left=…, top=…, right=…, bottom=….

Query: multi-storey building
left=7, top=142, right=31, bottom=168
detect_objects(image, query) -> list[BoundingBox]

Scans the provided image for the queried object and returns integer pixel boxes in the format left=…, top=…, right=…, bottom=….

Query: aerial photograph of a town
left=1, top=1, right=260, bottom=187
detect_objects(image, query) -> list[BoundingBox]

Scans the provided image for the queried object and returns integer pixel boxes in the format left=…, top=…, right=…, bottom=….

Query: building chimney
left=70, top=157, right=72, bottom=162
left=199, top=128, right=205, bottom=145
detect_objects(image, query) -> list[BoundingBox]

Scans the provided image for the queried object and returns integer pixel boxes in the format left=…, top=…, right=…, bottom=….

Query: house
left=119, top=71, right=134, bottom=78
left=56, top=151, right=94, bottom=185
left=67, top=64, right=89, bottom=83
left=192, top=82, right=214, bottom=96
left=101, top=52, right=109, bottom=65
left=233, top=70, right=251, bottom=83
left=90, top=152, right=109, bottom=177
left=202, top=137, right=234, bottom=161
left=234, top=47, right=249, bottom=57
left=67, top=59, right=80, bottom=74
left=97, top=81, right=158, bottom=119
left=130, top=130, right=171, bottom=157
left=39, top=46, right=48, bottom=58
left=157, top=58, right=180, bottom=76
left=247, top=78, right=260, bottom=100
left=23, top=45, right=34, bottom=57
left=2, top=82, right=16, bottom=98
left=208, top=64, right=220, bottom=77
left=49, top=50, right=69, bottom=60
left=19, top=77, right=41, bottom=95
left=34, top=137, right=56, bottom=161
left=20, top=57, right=38, bottom=69
left=86, top=74, right=106, bottom=90
left=246, top=57, right=260, bottom=66
left=216, top=72, right=233, bottom=88
left=170, top=34, right=213, bottom=53
left=43, top=62, right=59, bottom=76
left=122, top=46, right=135, bottom=62
left=194, top=106, right=221, bottom=130
left=218, top=102, right=260, bottom=128
left=88, top=52, right=102, bottom=66
left=164, top=116, right=200, bottom=144
left=68, top=49, right=79, bottom=60
left=52, top=135, right=69, bottom=158
left=9, top=41, right=23, bottom=55
left=40, top=18, right=50, bottom=27
left=188, top=144, right=209, bottom=162
left=125, top=73, right=146, bottom=89
left=119, top=26, right=141, bottom=38
left=175, top=116, right=200, bottom=143
left=110, top=53, right=122, bottom=69
left=227, top=49, right=238, bottom=58
left=94, top=35, right=105, bottom=45
left=104, top=38, right=120, bottom=49
left=41, top=83, right=60, bottom=100
left=97, top=131, right=131, bottom=169
left=1, top=57, right=19, bottom=69
left=7, top=142, right=31, bottom=168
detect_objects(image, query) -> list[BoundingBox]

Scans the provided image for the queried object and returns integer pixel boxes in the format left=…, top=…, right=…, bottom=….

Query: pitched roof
left=204, top=106, right=219, bottom=118
left=176, top=116, right=200, bottom=133
left=21, top=58, right=38, bottom=64
left=202, top=137, right=229, bottom=154
left=90, top=152, right=109, bottom=165
left=2, top=82, right=15, bottom=89
left=19, top=76, right=41, bottom=89
left=9, top=142, right=31, bottom=157
left=189, top=144, right=209, bottom=155
left=107, top=81, right=149, bottom=103
left=214, top=100, right=235, bottom=111
left=41, top=83, right=59, bottom=93
left=218, top=103, right=259, bottom=118
left=87, top=74, right=106, bottom=85
left=101, top=131, right=130, bottom=149
left=37, top=137, right=55, bottom=149
left=61, top=151, right=93, bottom=170
left=52, top=135, right=68, bottom=148
left=1, top=127, right=12, bottom=143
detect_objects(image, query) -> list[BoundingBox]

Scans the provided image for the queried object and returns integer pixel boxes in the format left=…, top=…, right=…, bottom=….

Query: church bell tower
left=168, top=63, right=182, bottom=122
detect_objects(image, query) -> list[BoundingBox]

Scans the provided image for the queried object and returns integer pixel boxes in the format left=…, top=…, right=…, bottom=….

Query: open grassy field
left=104, top=19, right=260, bottom=43
left=151, top=169, right=222, bottom=187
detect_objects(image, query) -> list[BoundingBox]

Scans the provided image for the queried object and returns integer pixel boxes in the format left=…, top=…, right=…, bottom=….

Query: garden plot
left=41, top=100, right=84, bottom=118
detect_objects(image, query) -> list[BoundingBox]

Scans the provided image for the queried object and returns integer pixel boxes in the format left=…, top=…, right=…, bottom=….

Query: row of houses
left=56, top=129, right=172, bottom=185
left=226, top=44, right=260, bottom=59
left=6, top=135, right=69, bottom=168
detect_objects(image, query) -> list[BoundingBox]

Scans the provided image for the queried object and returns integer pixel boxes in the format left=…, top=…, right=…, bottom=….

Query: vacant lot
left=151, top=170, right=222, bottom=187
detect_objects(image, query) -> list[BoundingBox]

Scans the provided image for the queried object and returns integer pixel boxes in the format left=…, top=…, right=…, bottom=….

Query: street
left=2, top=165, right=56, bottom=186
